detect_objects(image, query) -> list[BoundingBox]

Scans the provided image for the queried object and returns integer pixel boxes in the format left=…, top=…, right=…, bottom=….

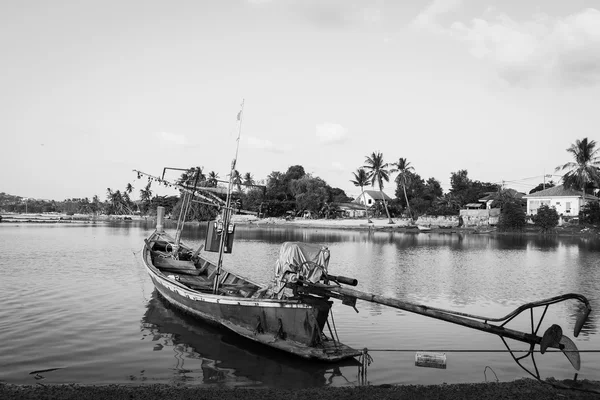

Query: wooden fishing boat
left=142, top=209, right=361, bottom=362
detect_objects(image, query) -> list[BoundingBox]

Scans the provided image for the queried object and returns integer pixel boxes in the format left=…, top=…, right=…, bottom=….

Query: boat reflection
left=141, top=290, right=359, bottom=388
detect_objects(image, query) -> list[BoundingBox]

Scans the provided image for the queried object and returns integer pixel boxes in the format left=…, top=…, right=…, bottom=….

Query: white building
left=354, top=190, right=393, bottom=207
left=522, top=185, right=598, bottom=216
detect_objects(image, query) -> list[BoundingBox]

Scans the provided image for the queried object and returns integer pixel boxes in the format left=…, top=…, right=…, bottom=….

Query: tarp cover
left=273, top=242, right=330, bottom=297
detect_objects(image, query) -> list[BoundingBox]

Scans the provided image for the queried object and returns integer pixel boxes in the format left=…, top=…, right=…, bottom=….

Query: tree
left=178, top=166, right=206, bottom=187
left=555, top=138, right=600, bottom=206
left=497, top=200, right=526, bottom=232
left=139, top=181, right=153, bottom=214
left=390, top=158, right=414, bottom=220
left=581, top=202, right=600, bottom=225
left=532, top=204, right=559, bottom=233
left=105, top=188, right=132, bottom=215
left=266, top=171, right=287, bottom=201
left=243, top=172, right=255, bottom=187
left=529, top=180, right=556, bottom=194
left=125, top=183, right=134, bottom=195
left=231, top=170, right=243, bottom=192
left=350, top=168, right=372, bottom=223
left=449, top=169, right=499, bottom=206
left=430, top=193, right=461, bottom=215
left=289, top=176, right=329, bottom=215
left=364, top=151, right=393, bottom=224
left=284, top=165, right=306, bottom=182
left=328, top=187, right=351, bottom=203
left=207, top=171, right=219, bottom=187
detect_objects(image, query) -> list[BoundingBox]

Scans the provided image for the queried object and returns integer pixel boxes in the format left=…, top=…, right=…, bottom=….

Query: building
left=477, top=189, right=525, bottom=209
left=354, top=190, right=393, bottom=207
left=335, top=202, right=368, bottom=218
left=522, top=185, right=598, bottom=216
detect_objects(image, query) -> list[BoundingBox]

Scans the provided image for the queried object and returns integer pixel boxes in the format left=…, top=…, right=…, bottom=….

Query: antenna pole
left=213, top=100, right=245, bottom=294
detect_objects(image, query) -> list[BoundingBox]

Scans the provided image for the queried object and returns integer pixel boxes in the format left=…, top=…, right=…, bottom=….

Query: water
left=1, top=221, right=599, bottom=387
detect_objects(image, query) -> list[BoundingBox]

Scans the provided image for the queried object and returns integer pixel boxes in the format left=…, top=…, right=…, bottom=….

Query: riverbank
left=0, top=213, right=139, bottom=224
left=2, top=378, right=600, bottom=400
left=248, top=216, right=599, bottom=237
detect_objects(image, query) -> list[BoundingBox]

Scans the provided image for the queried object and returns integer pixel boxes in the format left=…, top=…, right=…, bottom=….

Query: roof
left=523, top=185, right=598, bottom=200
left=465, top=203, right=483, bottom=208
left=478, top=189, right=524, bottom=202
left=361, top=190, right=393, bottom=201
left=334, top=202, right=366, bottom=210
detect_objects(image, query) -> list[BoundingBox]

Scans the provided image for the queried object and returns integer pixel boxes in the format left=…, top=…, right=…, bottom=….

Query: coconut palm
left=243, top=172, right=255, bottom=187
left=364, top=151, right=393, bottom=224
left=139, top=181, right=153, bottom=214
left=350, top=168, right=372, bottom=223
left=232, top=170, right=243, bottom=192
left=390, top=158, right=414, bottom=220
left=555, top=138, right=600, bottom=206
left=207, top=171, right=219, bottom=187
left=179, top=166, right=205, bottom=187
left=125, top=183, right=134, bottom=194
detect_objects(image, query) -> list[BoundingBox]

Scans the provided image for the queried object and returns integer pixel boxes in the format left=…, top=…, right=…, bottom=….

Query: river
left=1, top=221, right=599, bottom=387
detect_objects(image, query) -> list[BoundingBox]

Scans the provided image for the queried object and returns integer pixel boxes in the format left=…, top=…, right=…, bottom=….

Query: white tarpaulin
left=273, top=242, right=330, bottom=297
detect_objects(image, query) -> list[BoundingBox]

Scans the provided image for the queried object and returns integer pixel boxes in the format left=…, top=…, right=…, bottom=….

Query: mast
left=213, top=99, right=245, bottom=294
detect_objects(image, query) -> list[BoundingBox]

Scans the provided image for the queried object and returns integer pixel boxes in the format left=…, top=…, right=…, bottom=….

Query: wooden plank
left=158, top=267, right=200, bottom=276
left=154, top=257, right=197, bottom=271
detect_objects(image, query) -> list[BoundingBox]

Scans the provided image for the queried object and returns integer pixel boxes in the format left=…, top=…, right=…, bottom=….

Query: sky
left=2, top=0, right=600, bottom=201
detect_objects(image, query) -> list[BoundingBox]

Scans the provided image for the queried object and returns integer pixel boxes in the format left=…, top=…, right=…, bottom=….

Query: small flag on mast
left=237, top=110, right=242, bottom=121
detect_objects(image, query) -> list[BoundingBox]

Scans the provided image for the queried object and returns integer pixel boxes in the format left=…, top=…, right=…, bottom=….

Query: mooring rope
left=363, top=349, right=600, bottom=353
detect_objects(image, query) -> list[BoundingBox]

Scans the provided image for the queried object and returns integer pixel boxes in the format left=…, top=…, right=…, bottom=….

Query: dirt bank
left=2, top=379, right=600, bottom=400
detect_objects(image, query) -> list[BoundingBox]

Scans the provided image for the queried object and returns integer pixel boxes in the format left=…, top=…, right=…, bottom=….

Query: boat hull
left=143, top=249, right=360, bottom=362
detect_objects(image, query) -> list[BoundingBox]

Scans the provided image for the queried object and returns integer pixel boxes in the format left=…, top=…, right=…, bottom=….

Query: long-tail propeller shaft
left=296, top=279, right=591, bottom=379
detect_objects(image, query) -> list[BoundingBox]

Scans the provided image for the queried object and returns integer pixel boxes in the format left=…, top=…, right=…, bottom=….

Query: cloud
left=412, top=3, right=600, bottom=86
left=412, top=0, right=462, bottom=30
left=156, top=132, right=186, bottom=145
left=315, top=123, right=347, bottom=144
left=245, top=136, right=289, bottom=153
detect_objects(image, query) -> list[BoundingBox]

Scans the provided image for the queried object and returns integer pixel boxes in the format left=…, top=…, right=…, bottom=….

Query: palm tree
left=207, top=171, right=219, bottom=187
left=179, top=166, right=205, bottom=187
left=350, top=168, right=372, bottom=223
left=139, top=181, right=153, bottom=214
left=390, top=158, right=415, bottom=220
left=364, top=151, right=393, bottom=224
left=125, top=183, right=134, bottom=195
left=555, top=138, right=600, bottom=207
left=243, top=172, right=255, bottom=187
left=232, top=170, right=243, bottom=192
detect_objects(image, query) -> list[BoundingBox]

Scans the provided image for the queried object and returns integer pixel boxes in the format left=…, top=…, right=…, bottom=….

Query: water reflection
left=141, top=291, right=358, bottom=388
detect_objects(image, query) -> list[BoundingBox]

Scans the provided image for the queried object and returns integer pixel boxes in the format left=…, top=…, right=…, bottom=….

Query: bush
left=497, top=200, right=526, bottom=232
left=580, top=202, right=600, bottom=225
left=532, top=204, right=559, bottom=233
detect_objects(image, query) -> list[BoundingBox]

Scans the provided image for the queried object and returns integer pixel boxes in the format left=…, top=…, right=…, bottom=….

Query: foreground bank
left=2, top=379, right=600, bottom=400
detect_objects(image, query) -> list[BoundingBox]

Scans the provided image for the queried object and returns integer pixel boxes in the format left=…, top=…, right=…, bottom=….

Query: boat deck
left=145, top=233, right=265, bottom=299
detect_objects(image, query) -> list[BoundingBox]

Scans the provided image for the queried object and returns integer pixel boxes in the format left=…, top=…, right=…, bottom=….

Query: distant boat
left=417, top=225, right=431, bottom=232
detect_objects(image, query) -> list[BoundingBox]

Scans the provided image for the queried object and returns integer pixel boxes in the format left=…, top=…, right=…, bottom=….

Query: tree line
left=3, top=137, right=598, bottom=228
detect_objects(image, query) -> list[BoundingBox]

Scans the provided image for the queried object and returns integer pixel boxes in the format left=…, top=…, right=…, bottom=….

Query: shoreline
left=247, top=216, right=598, bottom=238
left=2, top=213, right=597, bottom=238
left=2, top=378, right=600, bottom=399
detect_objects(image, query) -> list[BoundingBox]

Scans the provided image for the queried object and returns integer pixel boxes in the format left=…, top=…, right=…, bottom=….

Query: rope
left=362, top=349, right=600, bottom=353
left=131, top=249, right=149, bottom=303
left=484, top=366, right=499, bottom=383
